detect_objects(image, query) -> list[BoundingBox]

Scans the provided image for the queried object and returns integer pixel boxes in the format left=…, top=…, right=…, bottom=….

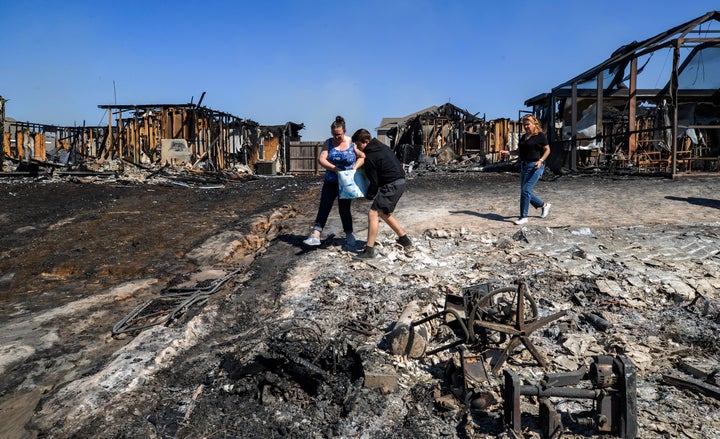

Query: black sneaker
left=396, top=235, right=413, bottom=249
left=354, top=245, right=377, bottom=260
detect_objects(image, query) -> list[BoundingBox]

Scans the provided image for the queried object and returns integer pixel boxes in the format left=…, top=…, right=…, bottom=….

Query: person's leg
left=379, top=212, right=405, bottom=237
left=357, top=180, right=409, bottom=258
left=525, top=163, right=545, bottom=210
left=309, top=181, right=336, bottom=239
left=338, top=197, right=353, bottom=234
left=366, top=208, right=380, bottom=247
left=519, top=162, right=533, bottom=218
left=376, top=181, right=412, bottom=244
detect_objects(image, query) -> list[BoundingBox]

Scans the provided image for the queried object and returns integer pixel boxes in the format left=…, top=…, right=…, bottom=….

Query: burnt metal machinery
left=468, top=278, right=567, bottom=374
left=503, top=355, right=637, bottom=439
left=412, top=278, right=567, bottom=375
left=416, top=278, right=567, bottom=373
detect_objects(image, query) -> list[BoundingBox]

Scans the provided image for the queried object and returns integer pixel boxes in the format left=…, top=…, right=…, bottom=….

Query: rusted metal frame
left=662, top=371, right=720, bottom=400
left=504, top=356, right=637, bottom=438
left=411, top=308, right=470, bottom=356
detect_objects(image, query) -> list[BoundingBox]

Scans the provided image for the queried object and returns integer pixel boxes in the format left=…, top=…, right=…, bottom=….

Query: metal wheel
left=469, top=286, right=539, bottom=346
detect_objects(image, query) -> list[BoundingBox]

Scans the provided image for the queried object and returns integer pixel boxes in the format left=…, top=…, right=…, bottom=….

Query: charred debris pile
left=127, top=223, right=720, bottom=438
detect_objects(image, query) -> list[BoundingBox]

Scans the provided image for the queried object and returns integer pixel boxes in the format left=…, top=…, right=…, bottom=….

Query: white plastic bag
left=338, top=169, right=370, bottom=199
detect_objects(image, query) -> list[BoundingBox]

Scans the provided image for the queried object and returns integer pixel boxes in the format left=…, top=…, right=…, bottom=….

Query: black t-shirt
left=363, top=138, right=405, bottom=198
left=518, top=132, right=548, bottom=162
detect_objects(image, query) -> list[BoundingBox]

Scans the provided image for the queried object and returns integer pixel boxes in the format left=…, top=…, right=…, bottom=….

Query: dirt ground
left=1, top=169, right=719, bottom=438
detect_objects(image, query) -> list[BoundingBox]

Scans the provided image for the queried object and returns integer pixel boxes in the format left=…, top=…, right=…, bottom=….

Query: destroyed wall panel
left=263, top=136, right=280, bottom=161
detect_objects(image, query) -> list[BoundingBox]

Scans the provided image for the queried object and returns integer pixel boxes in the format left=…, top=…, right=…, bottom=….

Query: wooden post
left=107, top=107, right=113, bottom=160
left=17, top=130, right=25, bottom=161
left=596, top=71, right=604, bottom=155
left=571, top=82, right=578, bottom=172
left=628, top=58, right=638, bottom=161
left=671, top=39, right=681, bottom=175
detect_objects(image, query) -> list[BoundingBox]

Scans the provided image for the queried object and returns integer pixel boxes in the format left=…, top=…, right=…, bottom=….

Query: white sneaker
left=345, top=233, right=356, bottom=248
left=541, top=203, right=552, bottom=218
left=513, top=217, right=528, bottom=225
left=303, top=234, right=321, bottom=246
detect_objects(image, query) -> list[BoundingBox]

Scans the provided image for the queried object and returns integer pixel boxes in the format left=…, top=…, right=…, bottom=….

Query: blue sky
left=1, top=1, right=718, bottom=141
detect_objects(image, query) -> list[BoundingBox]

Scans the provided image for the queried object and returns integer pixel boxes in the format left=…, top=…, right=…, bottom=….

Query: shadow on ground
left=449, top=210, right=513, bottom=223
left=665, top=195, right=720, bottom=210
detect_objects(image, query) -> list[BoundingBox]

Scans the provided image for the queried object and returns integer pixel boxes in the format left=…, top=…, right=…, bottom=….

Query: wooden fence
left=287, top=141, right=323, bottom=174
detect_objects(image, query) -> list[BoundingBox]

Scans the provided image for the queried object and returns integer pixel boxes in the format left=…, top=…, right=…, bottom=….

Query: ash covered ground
left=1, top=169, right=719, bottom=438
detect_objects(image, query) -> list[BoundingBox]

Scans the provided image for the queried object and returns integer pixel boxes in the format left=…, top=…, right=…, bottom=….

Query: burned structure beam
left=0, top=95, right=6, bottom=171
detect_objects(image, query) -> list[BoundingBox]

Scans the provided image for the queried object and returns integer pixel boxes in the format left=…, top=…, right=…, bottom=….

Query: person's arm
left=535, top=144, right=550, bottom=169
left=318, top=140, right=339, bottom=173
left=352, top=145, right=365, bottom=170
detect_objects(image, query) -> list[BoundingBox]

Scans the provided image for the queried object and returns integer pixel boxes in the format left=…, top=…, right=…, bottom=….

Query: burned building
left=1, top=95, right=305, bottom=175
left=376, top=103, right=521, bottom=166
left=97, top=102, right=304, bottom=174
left=526, top=10, right=720, bottom=176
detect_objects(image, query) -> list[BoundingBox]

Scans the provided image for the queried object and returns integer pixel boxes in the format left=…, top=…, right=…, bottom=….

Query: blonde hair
left=521, top=114, right=544, bottom=135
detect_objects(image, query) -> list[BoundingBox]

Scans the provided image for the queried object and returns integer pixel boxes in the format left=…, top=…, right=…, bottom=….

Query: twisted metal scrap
left=112, top=268, right=242, bottom=335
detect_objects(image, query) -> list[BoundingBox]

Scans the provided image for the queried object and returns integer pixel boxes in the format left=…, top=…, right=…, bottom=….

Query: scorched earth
left=1, top=169, right=719, bottom=438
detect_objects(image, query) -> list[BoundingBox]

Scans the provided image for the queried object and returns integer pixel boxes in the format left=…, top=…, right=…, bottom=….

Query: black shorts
left=371, top=179, right=406, bottom=215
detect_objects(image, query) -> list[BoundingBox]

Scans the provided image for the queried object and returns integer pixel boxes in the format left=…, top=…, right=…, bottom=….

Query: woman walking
left=512, top=114, right=551, bottom=225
